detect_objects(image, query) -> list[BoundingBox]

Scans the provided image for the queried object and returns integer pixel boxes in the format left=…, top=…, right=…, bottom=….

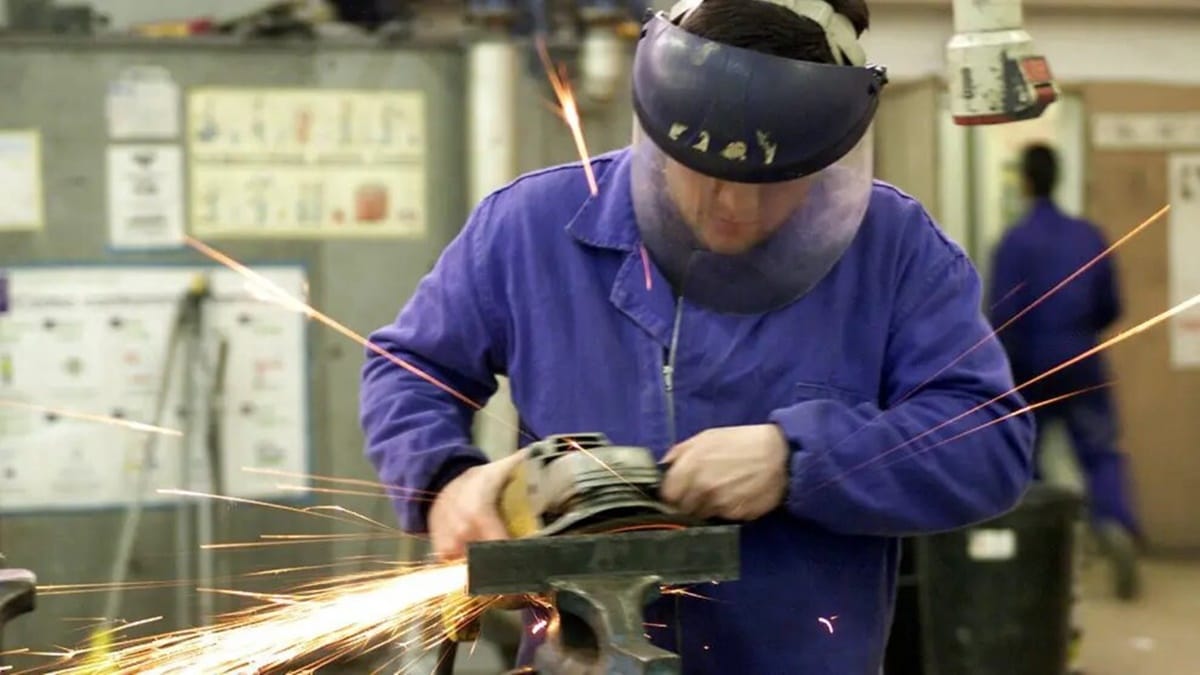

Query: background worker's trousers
left=1032, top=390, right=1141, bottom=538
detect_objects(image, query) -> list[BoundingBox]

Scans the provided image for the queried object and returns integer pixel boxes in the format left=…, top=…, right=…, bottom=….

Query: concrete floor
left=1075, top=556, right=1200, bottom=675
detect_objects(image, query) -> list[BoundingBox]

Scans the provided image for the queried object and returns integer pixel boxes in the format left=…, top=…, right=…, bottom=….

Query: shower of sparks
left=17, top=563, right=486, bottom=674
left=0, top=399, right=182, bottom=437
left=535, top=35, right=599, bottom=196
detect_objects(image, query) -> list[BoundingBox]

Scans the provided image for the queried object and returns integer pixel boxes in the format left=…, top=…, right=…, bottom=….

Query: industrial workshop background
left=1, top=0, right=1199, bottom=673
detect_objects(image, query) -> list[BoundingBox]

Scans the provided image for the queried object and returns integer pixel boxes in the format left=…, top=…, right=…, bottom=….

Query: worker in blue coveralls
left=360, top=0, right=1036, bottom=672
left=989, top=142, right=1142, bottom=601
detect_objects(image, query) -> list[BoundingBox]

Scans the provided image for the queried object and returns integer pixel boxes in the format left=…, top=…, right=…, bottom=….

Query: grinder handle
left=497, top=456, right=540, bottom=539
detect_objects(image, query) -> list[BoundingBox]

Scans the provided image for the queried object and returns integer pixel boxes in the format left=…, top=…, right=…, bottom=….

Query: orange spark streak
left=0, top=399, right=181, bottom=437
left=813, top=289, right=1200, bottom=492
left=988, top=281, right=1027, bottom=312
left=36, top=581, right=192, bottom=597
left=535, top=36, right=599, bottom=196
left=198, top=535, right=399, bottom=551
left=243, top=467, right=416, bottom=493
left=274, top=483, right=419, bottom=501
left=870, top=384, right=1112, bottom=476
left=895, top=204, right=1169, bottom=408
left=639, top=244, right=654, bottom=291
left=159, top=488, right=397, bottom=533
left=183, top=236, right=532, bottom=444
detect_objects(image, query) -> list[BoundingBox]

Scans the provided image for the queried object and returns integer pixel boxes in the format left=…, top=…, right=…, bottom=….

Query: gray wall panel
left=0, top=33, right=636, bottom=670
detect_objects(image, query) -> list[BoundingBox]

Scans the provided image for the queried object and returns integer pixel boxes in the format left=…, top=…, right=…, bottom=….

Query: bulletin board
left=0, top=263, right=312, bottom=513
left=187, top=88, right=428, bottom=239
left=1082, top=83, right=1200, bottom=551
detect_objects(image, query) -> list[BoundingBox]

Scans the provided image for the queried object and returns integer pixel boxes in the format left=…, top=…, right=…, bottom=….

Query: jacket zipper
left=662, top=297, right=685, bottom=446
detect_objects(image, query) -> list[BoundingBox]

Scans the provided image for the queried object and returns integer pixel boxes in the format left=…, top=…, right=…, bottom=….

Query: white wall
left=864, top=7, right=1200, bottom=85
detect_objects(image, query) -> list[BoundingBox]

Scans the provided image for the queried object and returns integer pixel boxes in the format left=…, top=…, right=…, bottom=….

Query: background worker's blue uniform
left=361, top=149, right=1035, bottom=674
left=988, top=198, right=1140, bottom=536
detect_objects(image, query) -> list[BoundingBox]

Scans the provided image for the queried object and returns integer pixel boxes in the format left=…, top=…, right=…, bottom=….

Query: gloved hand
left=660, top=424, right=789, bottom=521
left=428, top=449, right=527, bottom=560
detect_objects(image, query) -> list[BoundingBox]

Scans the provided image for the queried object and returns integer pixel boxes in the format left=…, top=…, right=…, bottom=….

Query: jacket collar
left=564, top=148, right=640, bottom=252
left=564, top=147, right=677, bottom=346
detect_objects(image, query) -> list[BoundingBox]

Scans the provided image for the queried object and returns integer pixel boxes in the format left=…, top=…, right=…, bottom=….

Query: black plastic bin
left=886, top=483, right=1083, bottom=675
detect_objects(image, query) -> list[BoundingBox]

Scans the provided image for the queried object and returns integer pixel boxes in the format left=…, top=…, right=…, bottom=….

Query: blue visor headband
left=631, top=12, right=889, bottom=184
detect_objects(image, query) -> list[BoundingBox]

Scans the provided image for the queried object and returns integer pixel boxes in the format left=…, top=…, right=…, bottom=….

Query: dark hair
left=680, top=0, right=870, bottom=65
left=1021, top=143, right=1059, bottom=198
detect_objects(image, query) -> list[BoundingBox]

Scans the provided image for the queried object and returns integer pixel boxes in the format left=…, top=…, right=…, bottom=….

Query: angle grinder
left=498, top=432, right=699, bottom=539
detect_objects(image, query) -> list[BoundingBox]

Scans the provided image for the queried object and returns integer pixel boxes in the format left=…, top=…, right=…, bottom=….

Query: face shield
left=630, top=6, right=889, bottom=314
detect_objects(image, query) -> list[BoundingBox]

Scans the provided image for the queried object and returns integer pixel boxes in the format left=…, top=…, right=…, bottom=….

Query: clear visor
left=630, top=120, right=875, bottom=314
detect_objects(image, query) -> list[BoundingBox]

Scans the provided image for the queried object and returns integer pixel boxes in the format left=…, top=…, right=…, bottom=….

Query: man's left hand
left=660, top=424, right=790, bottom=521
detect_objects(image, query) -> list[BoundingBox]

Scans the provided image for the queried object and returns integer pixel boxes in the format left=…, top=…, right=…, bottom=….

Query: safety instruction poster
left=187, top=88, right=427, bottom=239
left=1168, top=153, right=1200, bottom=369
left=0, top=130, right=44, bottom=231
left=0, top=265, right=311, bottom=512
left=106, top=66, right=182, bottom=140
left=107, top=144, right=186, bottom=250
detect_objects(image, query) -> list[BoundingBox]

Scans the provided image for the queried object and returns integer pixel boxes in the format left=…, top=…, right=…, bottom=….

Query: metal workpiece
left=466, top=525, right=739, bottom=596
left=0, top=567, right=36, bottom=629
left=468, top=526, right=739, bottom=675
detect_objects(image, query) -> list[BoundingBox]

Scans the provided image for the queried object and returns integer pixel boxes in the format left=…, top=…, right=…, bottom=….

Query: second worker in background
left=991, top=142, right=1143, bottom=601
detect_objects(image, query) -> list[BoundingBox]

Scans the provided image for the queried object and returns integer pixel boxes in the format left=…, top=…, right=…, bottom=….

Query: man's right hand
left=428, top=450, right=527, bottom=560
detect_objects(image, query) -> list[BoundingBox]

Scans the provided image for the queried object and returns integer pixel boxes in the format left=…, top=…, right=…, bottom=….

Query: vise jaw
left=0, top=563, right=37, bottom=628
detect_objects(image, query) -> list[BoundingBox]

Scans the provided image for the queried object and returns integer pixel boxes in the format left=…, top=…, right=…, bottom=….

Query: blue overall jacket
left=360, top=148, right=1035, bottom=674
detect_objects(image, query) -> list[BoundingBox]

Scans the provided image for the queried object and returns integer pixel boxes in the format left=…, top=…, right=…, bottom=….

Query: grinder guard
left=507, top=433, right=696, bottom=538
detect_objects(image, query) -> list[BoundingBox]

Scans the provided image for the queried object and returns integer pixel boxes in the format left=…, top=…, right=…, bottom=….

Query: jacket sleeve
left=359, top=195, right=508, bottom=534
left=769, top=239, right=1036, bottom=537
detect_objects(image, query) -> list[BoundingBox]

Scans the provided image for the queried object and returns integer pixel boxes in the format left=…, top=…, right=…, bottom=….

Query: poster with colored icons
left=0, top=264, right=311, bottom=513
left=187, top=87, right=427, bottom=239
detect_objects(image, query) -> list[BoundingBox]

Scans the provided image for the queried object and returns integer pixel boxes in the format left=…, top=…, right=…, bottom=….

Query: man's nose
left=713, top=182, right=759, bottom=215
